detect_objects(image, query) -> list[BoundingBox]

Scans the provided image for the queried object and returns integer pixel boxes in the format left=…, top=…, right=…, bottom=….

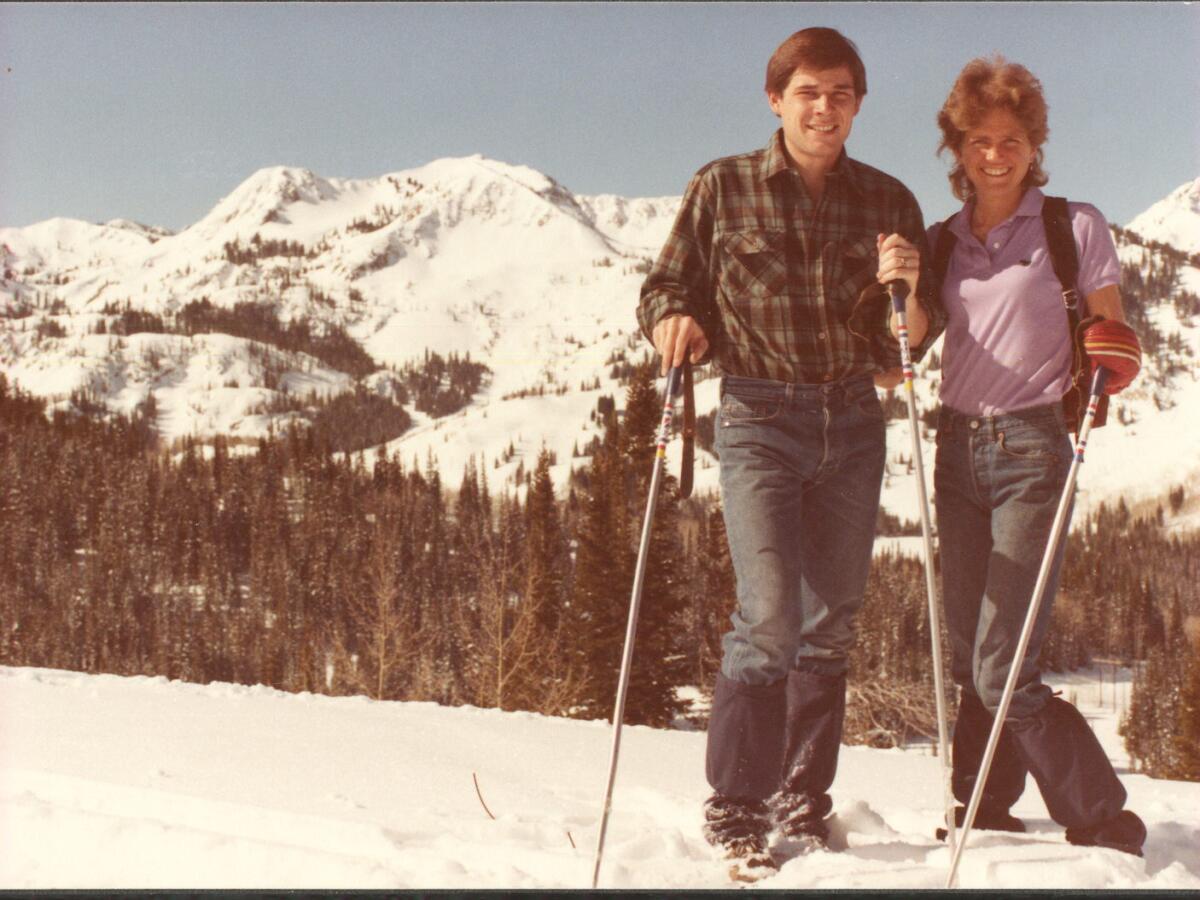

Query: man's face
left=767, top=65, right=863, bottom=170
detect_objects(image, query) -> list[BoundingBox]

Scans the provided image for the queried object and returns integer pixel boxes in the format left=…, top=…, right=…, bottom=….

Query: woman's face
left=956, top=107, right=1036, bottom=201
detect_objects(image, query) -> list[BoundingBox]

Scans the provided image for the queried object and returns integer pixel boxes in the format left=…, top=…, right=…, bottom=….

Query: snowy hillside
left=2, top=160, right=1198, bottom=524
left=1, top=665, right=1197, bottom=890
left=0, top=156, right=677, bottom=484
left=1127, top=177, right=1200, bottom=255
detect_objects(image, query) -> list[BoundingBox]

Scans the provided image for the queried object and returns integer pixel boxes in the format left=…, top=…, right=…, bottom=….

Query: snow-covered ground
left=2, top=665, right=1196, bottom=890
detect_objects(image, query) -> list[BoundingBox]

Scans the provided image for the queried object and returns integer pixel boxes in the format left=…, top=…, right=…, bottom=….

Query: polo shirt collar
left=1016, top=186, right=1046, bottom=218
left=951, top=187, right=1046, bottom=240
left=759, top=129, right=863, bottom=197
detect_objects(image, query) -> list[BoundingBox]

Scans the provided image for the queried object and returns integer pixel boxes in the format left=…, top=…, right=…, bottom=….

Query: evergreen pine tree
left=568, top=414, right=633, bottom=720
left=524, top=447, right=566, bottom=633
left=1170, top=644, right=1200, bottom=781
left=613, top=365, right=689, bottom=726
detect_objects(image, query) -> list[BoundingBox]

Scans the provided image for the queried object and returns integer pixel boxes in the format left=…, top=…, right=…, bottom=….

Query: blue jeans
left=705, top=373, right=885, bottom=802
left=934, top=402, right=1074, bottom=720
left=715, top=373, right=886, bottom=685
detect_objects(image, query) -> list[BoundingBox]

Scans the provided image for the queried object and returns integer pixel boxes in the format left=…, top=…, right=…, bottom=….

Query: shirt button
left=992, top=242, right=1001, bottom=249
left=822, top=374, right=834, bottom=382
left=818, top=332, right=827, bottom=341
left=969, top=419, right=981, bottom=430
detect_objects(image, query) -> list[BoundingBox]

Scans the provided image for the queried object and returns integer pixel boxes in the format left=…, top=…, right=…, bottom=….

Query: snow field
left=2, top=665, right=1198, bottom=890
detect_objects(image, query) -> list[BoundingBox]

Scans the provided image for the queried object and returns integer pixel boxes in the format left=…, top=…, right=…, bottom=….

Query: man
left=637, top=28, right=941, bottom=879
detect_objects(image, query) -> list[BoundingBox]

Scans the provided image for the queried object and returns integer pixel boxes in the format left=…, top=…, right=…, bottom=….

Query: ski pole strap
left=679, top=360, right=695, bottom=499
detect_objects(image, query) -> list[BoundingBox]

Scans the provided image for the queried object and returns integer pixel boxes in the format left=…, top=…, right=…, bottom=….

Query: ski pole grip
left=665, top=365, right=683, bottom=398
left=887, top=280, right=910, bottom=315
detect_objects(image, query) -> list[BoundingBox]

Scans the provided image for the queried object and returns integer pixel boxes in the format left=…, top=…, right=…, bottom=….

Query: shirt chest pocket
left=719, top=229, right=788, bottom=301
left=829, top=236, right=879, bottom=311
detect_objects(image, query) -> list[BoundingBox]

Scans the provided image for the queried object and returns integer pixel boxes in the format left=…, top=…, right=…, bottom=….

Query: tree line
left=0, top=365, right=1196, bottom=778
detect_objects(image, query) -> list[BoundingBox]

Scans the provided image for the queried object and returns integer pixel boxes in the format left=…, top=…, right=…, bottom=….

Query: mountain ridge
left=1125, top=176, right=1200, bottom=256
left=2, top=158, right=1197, bottom=523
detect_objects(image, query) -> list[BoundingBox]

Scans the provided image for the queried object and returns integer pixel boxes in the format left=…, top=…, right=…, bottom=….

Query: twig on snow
left=473, top=771, right=576, bottom=849
left=472, top=771, right=496, bottom=820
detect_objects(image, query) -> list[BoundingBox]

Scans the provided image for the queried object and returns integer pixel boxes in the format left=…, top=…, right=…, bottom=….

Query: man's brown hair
left=765, top=28, right=867, bottom=98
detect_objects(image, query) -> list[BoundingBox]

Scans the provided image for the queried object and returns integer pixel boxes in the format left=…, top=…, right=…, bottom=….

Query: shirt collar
left=760, top=130, right=792, bottom=181
left=952, top=186, right=1045, bottom=239
left=1016, top=186, right=1046, bottom=218
left=759, top=129, right=862, bottom=197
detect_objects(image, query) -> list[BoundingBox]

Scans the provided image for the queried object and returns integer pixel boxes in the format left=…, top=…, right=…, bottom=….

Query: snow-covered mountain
left=3, top=664, right=1197, bottom=889
left=1126, top=177, right=1200, bottom=255
left=2, top=161, right=1199, bottom=526
left=0, top=157, right=678, bottom=479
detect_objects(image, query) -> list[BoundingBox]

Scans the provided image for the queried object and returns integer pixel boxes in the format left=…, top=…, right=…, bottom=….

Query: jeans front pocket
left=997, top=424, right=1061, bottom=461
left=719, top=390, right=783, bottom=426
left=844, top=380, right=884, bottom=421
left=990, top=422, right=1072, bottom=508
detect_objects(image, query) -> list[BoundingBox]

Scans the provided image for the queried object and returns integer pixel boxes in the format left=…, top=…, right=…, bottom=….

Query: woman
left=918, top=56, right=1146, bottom=855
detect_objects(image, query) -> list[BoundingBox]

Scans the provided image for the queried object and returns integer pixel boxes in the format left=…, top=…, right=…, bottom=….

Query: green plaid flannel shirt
left=638, top=130, right=943, bottom=383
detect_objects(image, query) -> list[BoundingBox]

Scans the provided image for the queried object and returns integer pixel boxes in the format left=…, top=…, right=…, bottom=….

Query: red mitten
left=1082, top=319, right=1141, bottom=394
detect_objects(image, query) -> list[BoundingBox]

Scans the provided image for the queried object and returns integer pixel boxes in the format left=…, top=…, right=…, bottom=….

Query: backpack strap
left=932, top=213, right=959, bottom=285
left=1041, top=196, right=1107, bottom=433
left=1042, top=195, right=1081, bottom=323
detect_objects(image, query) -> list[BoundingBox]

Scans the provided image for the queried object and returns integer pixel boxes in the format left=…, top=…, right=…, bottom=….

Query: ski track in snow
left=2, top=665, right=1198, bottom=890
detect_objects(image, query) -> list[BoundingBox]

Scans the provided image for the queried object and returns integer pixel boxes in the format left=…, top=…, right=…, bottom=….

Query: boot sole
left=935, top=824, right=1025, bottom=841
left=727, top=859, right=779, bottom=883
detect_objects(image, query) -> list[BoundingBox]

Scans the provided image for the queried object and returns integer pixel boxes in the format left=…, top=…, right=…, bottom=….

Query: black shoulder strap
left=932, top=213, right=958, bottom=284
left=1041, top=196, right=1081, bottom=319
left=1041, top=195, right=1108, bottom=432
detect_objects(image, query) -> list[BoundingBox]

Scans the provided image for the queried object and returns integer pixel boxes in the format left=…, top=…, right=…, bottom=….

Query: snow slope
left=2, top=665, right=1197, bottom=890
left=1127, top=177, right=1200, bottom=255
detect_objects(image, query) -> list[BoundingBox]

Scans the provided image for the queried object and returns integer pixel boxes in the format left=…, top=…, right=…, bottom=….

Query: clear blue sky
left=2, top=2, right=1197, bottom=231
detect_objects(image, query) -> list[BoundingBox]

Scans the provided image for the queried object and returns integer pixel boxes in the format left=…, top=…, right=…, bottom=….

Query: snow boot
left=1009, top=695, right=1127, bottom=829
left=705, top=674, right=787, bottom=800
left=774, top=790, right=833, bottom=852
left=936, top=803, right=1025, bottom=842
left=1065, top=809, right=1147, bottom=857
left=703, top=793, right=778, bottom=882
left=771, top=664, right=845, bottom=855
left=951, top=691, right=1027, bottom=813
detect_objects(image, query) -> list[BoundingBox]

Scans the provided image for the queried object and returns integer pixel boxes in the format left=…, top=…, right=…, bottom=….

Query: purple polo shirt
left=928, top=188, right=1121, bottom=416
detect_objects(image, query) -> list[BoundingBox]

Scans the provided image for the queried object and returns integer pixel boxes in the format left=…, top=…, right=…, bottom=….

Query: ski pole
left=591, top=364, right=684, bottom=890
left=944, top=366, right=1109, bottom=888
left=888, top=281, right=956, bottom=856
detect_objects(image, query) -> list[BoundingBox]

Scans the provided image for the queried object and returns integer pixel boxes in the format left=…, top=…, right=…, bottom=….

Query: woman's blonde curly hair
left=937, top=55, right=1050, bottom=201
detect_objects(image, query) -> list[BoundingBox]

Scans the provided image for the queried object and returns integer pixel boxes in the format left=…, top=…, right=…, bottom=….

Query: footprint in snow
left=618, top=828, right=693, bottom=861
left=828, top=799, right=899, bottom=849
left=328, top=792, right=366, bottom=809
